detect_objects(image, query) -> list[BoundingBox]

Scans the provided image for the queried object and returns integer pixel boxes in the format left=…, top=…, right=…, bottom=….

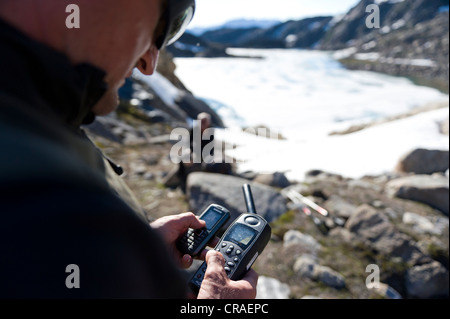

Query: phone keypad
left=218, top=242, right=243, bottom=274
left=191, top=242, right=244, bottom=290
left=179, top=228, right=208, bottom=253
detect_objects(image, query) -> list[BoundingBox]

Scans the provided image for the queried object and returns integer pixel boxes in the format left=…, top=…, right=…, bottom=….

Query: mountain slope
left=323, top=0, right=449, bottom=92
left=202, top=16, right=333, bottom=49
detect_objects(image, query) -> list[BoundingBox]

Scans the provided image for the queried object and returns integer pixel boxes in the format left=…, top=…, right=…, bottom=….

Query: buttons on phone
left=180, top=228, right=208, bottom=252
left=216, top=242, right=243, bottom=275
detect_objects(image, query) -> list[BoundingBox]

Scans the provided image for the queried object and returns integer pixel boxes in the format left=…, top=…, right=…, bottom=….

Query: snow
left=378, top=57, right=437, bottom=67
left=174, top=49, right=449, bottom=181
left=215, top=108, right=449, bottom=181
left=352, top=53, right=438, bottom=68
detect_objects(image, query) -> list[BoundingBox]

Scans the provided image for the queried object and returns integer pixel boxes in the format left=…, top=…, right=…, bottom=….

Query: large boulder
left=395, top=148, right=449, bottom=175
left=402, top=212, right=449, bottom=236
left=293, top=254, right=346, bottom=289
left=283, top=230, right=322, bottom=254
left=186, top=172, right=288, bottom=227
left=405, top=261, right=449, bottom=298
left=345, top=205, right=432, bottom=265
left=253, top=172, right=291, bottom=189
left=386, top=175, right=449, bottom=216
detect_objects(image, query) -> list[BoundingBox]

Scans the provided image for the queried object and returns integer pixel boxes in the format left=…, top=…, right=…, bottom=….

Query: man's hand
left=150, top=212, right=218, bottom=269
left=197, top=250, right=259, bottom=299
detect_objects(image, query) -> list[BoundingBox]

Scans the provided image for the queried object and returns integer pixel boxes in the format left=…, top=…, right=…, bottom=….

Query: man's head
left=0, top=0, right=194, bottom=115
left=197, top=112, right=212, bottom=132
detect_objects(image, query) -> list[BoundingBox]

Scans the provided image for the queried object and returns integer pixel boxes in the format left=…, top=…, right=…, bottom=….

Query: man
left=0, top=0, right=257, bottom=298
left=176, top=112, right=233, bottom=191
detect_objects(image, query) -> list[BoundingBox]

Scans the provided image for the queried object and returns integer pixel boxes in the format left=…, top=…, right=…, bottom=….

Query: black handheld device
left=177, top=204, right=231, bottom=257
left=189, top=184, right=272, bottom=294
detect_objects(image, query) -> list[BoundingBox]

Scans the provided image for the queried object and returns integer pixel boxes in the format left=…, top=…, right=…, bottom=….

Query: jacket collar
left=0, top=18, right=108, bottom=128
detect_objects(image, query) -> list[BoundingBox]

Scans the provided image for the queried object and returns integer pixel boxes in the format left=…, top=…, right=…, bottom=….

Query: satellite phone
left=176, top=204, right=231, bottom=257
left=189, top=184, right=272, bottom=294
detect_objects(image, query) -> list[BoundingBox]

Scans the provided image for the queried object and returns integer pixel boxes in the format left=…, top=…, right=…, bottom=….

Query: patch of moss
left=270, top=210, right=296, bottom=238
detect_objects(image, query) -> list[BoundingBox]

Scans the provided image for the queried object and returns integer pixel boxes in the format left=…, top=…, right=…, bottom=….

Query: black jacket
left=0, top=18, right=186, bottom=299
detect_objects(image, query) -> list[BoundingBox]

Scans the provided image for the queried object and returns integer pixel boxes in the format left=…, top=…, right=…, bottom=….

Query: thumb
left=205, top=250, right=228, bottom=280
left=197, top=250, right=229, bottom=299
left=205, top=250, right=225, bottom=269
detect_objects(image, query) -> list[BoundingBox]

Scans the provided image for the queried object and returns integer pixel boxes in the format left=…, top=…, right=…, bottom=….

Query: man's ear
left=136, top=46, right=160, bottom=75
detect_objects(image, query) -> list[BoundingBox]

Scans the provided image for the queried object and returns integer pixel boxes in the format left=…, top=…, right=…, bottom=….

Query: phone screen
left=225, top=224, right=257, bottom=249
left=202, top=208, right=223, bottom=230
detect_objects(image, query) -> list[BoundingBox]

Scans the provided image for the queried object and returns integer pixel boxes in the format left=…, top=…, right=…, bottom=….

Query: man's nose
left=136, top=45, right=160, bottom=76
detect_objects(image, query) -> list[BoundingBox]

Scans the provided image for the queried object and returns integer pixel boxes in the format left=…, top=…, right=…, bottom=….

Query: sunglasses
left=155, top=0, right=196, bottom=50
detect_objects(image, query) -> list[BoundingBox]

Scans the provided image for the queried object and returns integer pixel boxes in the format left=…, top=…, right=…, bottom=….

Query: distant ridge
left=188, top=18, right=281, bottom=36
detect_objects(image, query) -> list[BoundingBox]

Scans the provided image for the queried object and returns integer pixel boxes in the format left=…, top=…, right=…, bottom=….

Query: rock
left=324, top=195, right=359, bottom=219
left=129, top=163, right=147, bottom=176
left=283, top=230, right=322, bottom=254
left=85, top=113, right=148, bottom=145
left=405, top=261, right=449, bottom=298
left=167, top=32, right=232, bottom=58
left=254, top=172, right=291, bottom=189
left=293, top=254, right=318, bottom=282
left=348, top=179, right=382, bottom=193
left=417, top=236, right=449, bottom=265
left=372, top=282, right=403, bottom=299
left=395, top=148, right=449, bottom=175
left=238, top=170, right=258, bottom=181
left=386, top=175, right=449, bottom=216
left=317, top=267, right=346, bottom=290
left=304, top=170, right=344, bottom=184
left=186, top=172, right=288, bottom=226
left=293, top=254, right=317, bottom=275
left=328, top=227, right=355, bottom=244
left=373, top=282, right=403, bottom=299
left=293, top=254, right=346, bottom=289
left=402, top=212, right=449, bottom=235
left=346, top=205, right=431, bottom=265
left=301, top=295, right=323, bottom=299
left=256, top=276, right=291, bottom=299
left=345, top=204, right=388, bottom=234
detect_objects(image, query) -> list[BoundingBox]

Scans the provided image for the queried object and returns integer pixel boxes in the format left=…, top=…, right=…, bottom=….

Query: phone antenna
left=243, top=184, right=257, bottom=214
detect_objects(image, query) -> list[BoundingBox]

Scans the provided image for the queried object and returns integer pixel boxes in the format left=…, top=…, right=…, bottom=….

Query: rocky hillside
left=319, top=0, right=448, bottom=49
left=324, top=0, right=449, bottom=93
left=116, top=50, right=224, bottom=128
left=201, top=16, right=333, bottom=49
